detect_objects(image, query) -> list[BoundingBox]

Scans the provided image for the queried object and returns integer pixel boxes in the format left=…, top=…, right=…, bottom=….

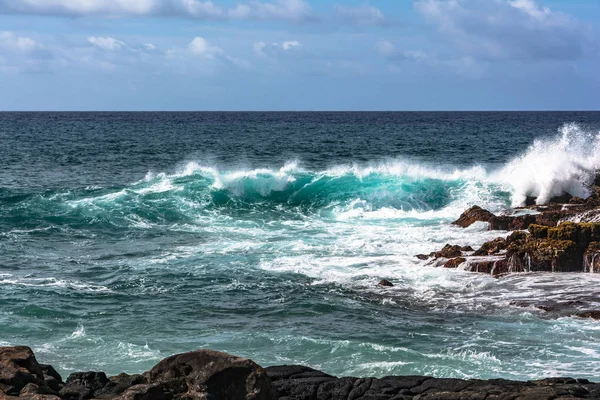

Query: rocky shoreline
left=2, top=346, right=600, bottom=400
left=415, top=174, right=600, bottom=277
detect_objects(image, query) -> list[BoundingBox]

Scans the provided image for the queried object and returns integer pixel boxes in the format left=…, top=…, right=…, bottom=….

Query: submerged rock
left=378, top=279, right=394, bottom=287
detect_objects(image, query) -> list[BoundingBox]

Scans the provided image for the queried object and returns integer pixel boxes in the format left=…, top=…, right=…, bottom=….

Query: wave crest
left=496, top=123, right=600, bottom=207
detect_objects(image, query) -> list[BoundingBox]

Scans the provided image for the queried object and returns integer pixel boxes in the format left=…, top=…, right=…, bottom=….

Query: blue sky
left=0, top=0, right=598, bottom=110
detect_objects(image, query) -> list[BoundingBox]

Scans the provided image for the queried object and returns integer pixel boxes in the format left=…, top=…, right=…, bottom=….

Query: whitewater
left=1, top=112, right=600, bottom=381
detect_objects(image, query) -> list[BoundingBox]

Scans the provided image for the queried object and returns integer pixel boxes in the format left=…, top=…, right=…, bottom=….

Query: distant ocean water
left=2, top=111, right=600, bottom=380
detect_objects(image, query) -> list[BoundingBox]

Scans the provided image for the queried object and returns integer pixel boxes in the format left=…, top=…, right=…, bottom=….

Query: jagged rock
left=114, top=383, right=167, bottom=400
left=452, top=206, right=495, bottom=228
left=4, top=347, right=600, bottom=400
left=460, top=245, right=474, bottom=252
left=507, top=230, right=529, bottom=243
left=39, top=365, right=63, bottom=393
left=443, top=257, right=466, bottom=269
left=378, top=279, right=394, bottom=287
left=549, top=193, right=574, bottom=204
left=147, top=348, right=273, bottom=400
left=434, top=244, right=463, bottom=259
left=416, top=254, right=430, bottom=260
left=462, top=259, right=496, bottom=274
left=20, top=383, right=57, bottom=396
left=507, top=238, right=581, bottom=273
left=488, top=214, right=537, bottom=231
left=65, top=372, right=109, bottom=392
left=529, top=224, right=550, bottom=239
left=584, top=242, right=600, bottom=273
left=576, top=311, right=600, bottom=320
left=473, top=238, right=506, bottom=256
left=58, top=385, right=93, bottom=400
left=0, top=346, right=48, bottom=396
left=265, top=365, right=600, bottom=400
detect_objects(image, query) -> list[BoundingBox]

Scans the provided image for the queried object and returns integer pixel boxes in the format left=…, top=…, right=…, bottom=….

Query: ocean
left=1, top=111, right=600, bottom=380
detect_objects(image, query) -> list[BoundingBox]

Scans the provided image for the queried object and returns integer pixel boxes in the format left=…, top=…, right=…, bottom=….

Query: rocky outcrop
left=0, top=347, right=272, bottom=400
left=452, top=206, right=495, bottom=228
left=422, top=222, right=600, bottom=276
left=3, top=346, right=600, bottom=400
left=0, top=346, right=59, bottom=397
left=443, top=257, right=466, bottom=269
left=146, top=348, right=273, bottom=400
left=266, top=365, right=600, bottom=399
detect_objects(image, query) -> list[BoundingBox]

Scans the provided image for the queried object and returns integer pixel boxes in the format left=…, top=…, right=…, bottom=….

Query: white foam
left=494, top=123, right=600, bottom=207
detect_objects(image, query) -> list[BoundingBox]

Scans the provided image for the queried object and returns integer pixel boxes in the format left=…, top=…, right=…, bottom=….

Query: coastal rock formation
left=2, top=346, right=600, bottom=400
left=451, top=205, right=495, bottom=228
left=424, top=222, right=600, bottom=276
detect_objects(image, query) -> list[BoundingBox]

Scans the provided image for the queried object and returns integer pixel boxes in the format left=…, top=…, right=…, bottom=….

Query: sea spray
left=496, top=123, right=600, bottom=206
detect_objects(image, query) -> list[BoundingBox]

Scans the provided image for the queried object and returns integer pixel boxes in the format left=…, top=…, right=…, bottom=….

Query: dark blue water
left=2, top=112, right=600, bottom=379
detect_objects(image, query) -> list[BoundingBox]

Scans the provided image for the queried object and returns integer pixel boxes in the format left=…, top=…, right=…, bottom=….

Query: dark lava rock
left=265, top=365, right=600, bottom=400
left=488, top=214, right=537, bottom=231
left=95, top=373, right=147, bottom=398
left=443, top=257, right=466, bottom=269
left=65, top=372, right=109, bottom=392
left=39, top=365, right=63, bottom=393
left=473, top=237, right=506, bottom=256
left=378, top=279, right=394, bottom=287
left=585, top=242, right=600, bottom=273
left=452, top=206, right=495, bottom=228
left=58, top=385, right=93, bottom=400
left=4, top=346, right=600, bottom=400
left=549, top=193, right=574, bottom=204
left=0, top=346, right=48, bottom=396
left=434, top=244, right=463, bottom=259
left=147, top=348, right=273, bottom=400
left=416, top=254, right=430, bottom=260
left=576, top=311, right=600, bottom=320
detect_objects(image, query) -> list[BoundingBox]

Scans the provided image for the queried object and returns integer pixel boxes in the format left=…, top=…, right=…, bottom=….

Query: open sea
left=2, top=111, right=600, bottom=380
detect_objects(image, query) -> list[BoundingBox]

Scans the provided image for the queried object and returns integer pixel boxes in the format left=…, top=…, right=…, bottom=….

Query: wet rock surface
left=3, top=346, right=600, bottom=399
left=426, top=176, right=600, bottom=276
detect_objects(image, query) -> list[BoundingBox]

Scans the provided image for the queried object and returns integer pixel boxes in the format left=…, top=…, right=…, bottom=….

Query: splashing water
left=2, top=113, right=600, bottom=381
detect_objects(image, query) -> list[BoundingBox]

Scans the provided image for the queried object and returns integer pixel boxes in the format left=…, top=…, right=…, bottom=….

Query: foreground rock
left=2, top=346, right=600, bottom=399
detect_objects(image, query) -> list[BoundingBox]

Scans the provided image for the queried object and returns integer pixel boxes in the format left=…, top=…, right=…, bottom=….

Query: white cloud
left=0, top=0, right=158, bottom=16
left=282, top=40, right=301, bottom=50
left=228, top=0, right=314, bottom=22
left=0, top=0, right=315, bottom=21
left=334, top=4, right=385, bottom=25
left=253, top=41, right=267, bottom=56
left=171, top=0, right=223, bottom=18
left=376, top=40, right=428, bottom=62
left=414, top=0, right=595, bottom=61
left=0, top=30, right=52, bottom=72
left=254, top=40, right=303, bottom=57
left=188, top=36, right=223, bottom=58
left=88, top=36, right=126, bottom=51
left=0, top=30, right=40, bottom=52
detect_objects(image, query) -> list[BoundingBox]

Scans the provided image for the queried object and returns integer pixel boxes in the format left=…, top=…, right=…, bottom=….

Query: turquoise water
left=2, top=112, right=600, bottom=380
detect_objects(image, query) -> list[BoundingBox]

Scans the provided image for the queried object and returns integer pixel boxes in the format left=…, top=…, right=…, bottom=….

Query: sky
left=0, top=0, right=598, bottom=110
